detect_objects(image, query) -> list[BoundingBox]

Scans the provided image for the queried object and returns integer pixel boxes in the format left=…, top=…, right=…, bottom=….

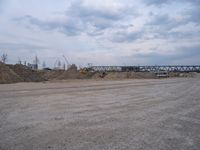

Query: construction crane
left=54, top=58, right=60, bottom=70
left=63, top=55, right=71, bottom=70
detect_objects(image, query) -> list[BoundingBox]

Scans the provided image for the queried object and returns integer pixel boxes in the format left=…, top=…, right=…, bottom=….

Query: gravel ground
left=0, top=78, right=200, bottom=150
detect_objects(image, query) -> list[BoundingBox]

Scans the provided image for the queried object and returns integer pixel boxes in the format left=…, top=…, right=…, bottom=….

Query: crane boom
left=63, top=55, right=71, bottom=70
left=63, top=55, right=70, bottom=66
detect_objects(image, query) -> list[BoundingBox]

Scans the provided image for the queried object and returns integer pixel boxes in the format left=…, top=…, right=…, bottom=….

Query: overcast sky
left=0, top=0, right=200, bottom=67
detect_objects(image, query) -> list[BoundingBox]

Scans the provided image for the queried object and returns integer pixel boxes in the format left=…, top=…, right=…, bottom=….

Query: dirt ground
left=0, top=78, right=200, bottom=150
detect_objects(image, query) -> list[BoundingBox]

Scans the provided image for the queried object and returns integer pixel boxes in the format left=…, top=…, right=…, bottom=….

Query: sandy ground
left=0, top=78, right=200, bottom=150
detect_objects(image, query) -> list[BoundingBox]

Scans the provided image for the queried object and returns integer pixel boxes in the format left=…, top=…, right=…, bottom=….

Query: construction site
left=1, top=60, right=200, bottom=84
left=1, top=0, right=200, bottom=149
left=0, top=60, right=200, bottom=150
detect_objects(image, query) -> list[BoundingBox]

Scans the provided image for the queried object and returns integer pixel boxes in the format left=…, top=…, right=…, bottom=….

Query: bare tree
left=1, top=53, right=8, bottom=63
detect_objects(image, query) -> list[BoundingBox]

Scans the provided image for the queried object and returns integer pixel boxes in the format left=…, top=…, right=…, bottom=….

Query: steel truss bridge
left=89, top=65, right=200, bottom=72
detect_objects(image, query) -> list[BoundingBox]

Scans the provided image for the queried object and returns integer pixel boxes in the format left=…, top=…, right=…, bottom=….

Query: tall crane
left=54, top=58, right=61, bottom=70
left=63, top=55, right=71, bottom=70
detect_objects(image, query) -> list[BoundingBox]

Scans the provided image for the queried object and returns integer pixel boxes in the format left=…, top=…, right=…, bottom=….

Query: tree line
left=1, top=53, right=66, bottom=70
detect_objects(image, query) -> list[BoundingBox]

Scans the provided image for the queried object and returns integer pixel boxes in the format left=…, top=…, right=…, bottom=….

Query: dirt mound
left=7, top=64, right=46, bottom=82
left=129, top=72, right=157, bottom=79
left=103, top=72, right=129, bottom=79
left=0, top=62, right=22, bottom=84
left=56, top=64, right=79, bottom=79
left=191, top=72, right=200, bottom=78
left=42, top=70, right=65, bottom=80
left=54, top=65, right=95, bottom=79
left=0, top=63, right=46, bottom=83
left=102, top=72, right=157, bottom=79
left=4, top=62, right=196, bottom=84
left=169, top=72, right=195, bottom=78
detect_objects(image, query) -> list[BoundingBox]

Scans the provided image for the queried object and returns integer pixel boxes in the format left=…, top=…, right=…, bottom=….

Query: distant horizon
left=2, top=60, right=200, bottom=69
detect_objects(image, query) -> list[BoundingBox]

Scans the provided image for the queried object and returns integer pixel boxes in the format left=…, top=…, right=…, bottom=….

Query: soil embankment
left=0, top=62, right=198, bottom=84
left=0, top=63, right=46, bottom=84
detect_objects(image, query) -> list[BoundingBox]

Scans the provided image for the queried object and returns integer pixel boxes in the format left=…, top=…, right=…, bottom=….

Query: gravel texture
left=0, top=78, right=200, bottom=150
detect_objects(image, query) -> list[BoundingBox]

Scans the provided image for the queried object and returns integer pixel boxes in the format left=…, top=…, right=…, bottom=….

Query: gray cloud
left=146, top=14, right=184, bottom=30
left=0, top=0, right=4, bottom=5
left=143, top=0, right=200, bottom=35
left=183, top=6, right=200, bottom=24
left=142, top=0, right=171, bottom=6
left=111, top=4, right=199, bottom=43
left=2, top=0, right=199, bottom=66
left=65, top=0, right=133, bottom=33
left=148, top=14, right=171, bottom=26
left=67, top=0, right=123, bottom=24
left=122, top=45, right=200, bottom=65
left=192, top=0, right=200, bottom=5
left=0, top=0, right=6, bottom=12
left=144, top=13, right=200, bottom=40
left=0, top=42, right=46, bottom=51
left=14, top=15, right=84, bottom=36
left=13, top=0, right=138, bottom=37
left=143, top=0, right=200, bottom=6
left=112, top=31, right=142, bottom=43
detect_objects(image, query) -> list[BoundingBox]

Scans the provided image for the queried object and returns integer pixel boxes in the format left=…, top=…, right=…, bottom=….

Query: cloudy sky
left=0, top=0, right=200, bottom=67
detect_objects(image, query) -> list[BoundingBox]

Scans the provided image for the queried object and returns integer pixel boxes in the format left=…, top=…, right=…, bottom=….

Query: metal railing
left=89, top=65, right=200, bottom=72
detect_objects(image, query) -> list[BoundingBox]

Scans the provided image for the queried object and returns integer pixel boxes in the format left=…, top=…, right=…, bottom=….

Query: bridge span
left=89, top=65, right=200, bottom=72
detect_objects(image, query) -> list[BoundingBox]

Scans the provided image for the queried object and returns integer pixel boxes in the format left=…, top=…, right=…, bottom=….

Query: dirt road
left=0, top=78, right=200, bottom=150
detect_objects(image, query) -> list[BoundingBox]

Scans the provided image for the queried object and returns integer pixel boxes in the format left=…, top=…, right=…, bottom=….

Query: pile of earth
left=56, top=64, right=95, bottom=79
left=37, top=64, right=95, bottom=81
left=8, top=64, right=46, bottom=82
left=191, top=72, right=200, bottom=78
left=42, top=70, right=65, bottom=80
left=0, top=62, right=22, bottom=84
left=0, top=63, right=46, bottom=84
left=168, top=72, right=197, bottom=78
left=57, top=64, right=80, bottom=79
left=92, top=72, right=157, bottom=79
